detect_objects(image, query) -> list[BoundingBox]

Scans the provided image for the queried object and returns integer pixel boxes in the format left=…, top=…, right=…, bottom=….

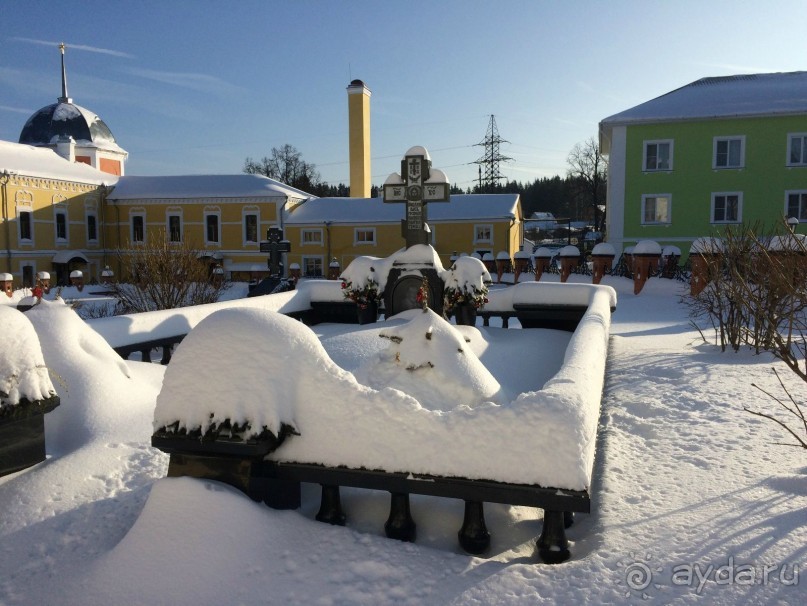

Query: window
left=354, top=227, right=376, bottom=245
left=644, top=140, right=673, bottom=171
left=131, top=215, right=145, bottom=243
left=711, top=192, right=742, bottom=223
left=205, top=213, right=220, bottom=244
left=301, top=229, right=323, bottom=245
left=168, top=214, right=182, bottom=242
left=713, top=136, right=745, bottom=169
left=18, top=210, right=32, bottom=242
left=86, top=213, right=98, bottom=242
left=55, top=209, right=68, bottom=242
left=787, top=134, right=807, bottom=166
left=244, top=213, right=258, bottom=244
left=474, top=224, right=493, bottom=243
left=786, top=191, right=807, bottom=221
left=641, top=194, right=671, bottom=224
left=302, top=256, right=323, bottom=277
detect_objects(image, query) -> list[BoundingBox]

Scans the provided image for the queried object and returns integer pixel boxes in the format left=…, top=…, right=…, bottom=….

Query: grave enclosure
left=144, top=147, right=615, bottom=565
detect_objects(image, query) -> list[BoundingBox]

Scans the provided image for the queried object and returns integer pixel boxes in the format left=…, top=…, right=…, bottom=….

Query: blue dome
left=19, top=102, right=117, bottom=147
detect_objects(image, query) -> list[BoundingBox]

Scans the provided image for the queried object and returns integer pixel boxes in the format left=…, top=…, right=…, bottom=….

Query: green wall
left=623, top=115, right=807, bottom=245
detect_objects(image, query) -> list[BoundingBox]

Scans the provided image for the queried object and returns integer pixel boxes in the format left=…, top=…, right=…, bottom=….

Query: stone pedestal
left=591, top=254, right=614, bottom=284
left=632, top=253, right=660, bottom=294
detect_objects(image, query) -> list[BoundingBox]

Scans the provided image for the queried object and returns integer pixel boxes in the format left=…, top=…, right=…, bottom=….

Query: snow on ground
left=1, top=274, right=806, bottom=604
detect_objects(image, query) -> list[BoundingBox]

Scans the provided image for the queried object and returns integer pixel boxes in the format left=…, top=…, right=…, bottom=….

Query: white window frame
left=354, top=227, right=376, bottom=245
left=167, top=211, right=183, bottom=243
left=54, top=207, right=69, bottom=244
left=86, top=210, right=98, bottom=243
left=643, top=139, right=673, bottom=171
left=787, top=133, right=807, bottom=167
left=713, top=136, right=745, bottom=169
left=301, top=255, right=324, bottom=277
left=204, top=210, right=221, bottom=245
left=130, top=212, right=146, bottom=244
left=641, top=194, right=672, bottom=225
left=301, top=228, right=323, bottom=246
left=786, top=190, right=807, bottom=222
left=474, top=224, right=493, bottom=244
left=243, top=210, right=259, bottom=245
left=710, top=192, right=743, bottom=224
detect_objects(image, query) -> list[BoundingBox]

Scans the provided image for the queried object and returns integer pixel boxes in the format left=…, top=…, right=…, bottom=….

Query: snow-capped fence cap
left=624, top=245, right=635, bottom=255
left=633, top=240, right=662, bottom=256
left=329, top=259, right=340, bottom=268
left=662, top=245, right=682, bottom=257
left=496, top=251, right=511, bottom=260
left=289, top=263, right=301, bottom=270
left=482, top=252, right=494, bottom=261
left=471, top=251, right=483, bottom=260
left=533, top=247, right=552, bottom=258
left=36, top=271, right=50, bottom=280
left=690, top=237, right=724, bottom=254
left=459, top=252, right=468, bottom=257
left=559, top=245, right=580, bottom=258
left=591, top=242, right=616, bottom=257
left=0, top=273, right=12, bottom=281
left=69, top=270, right=83, bottom=278
left=514, top=249, right=531, bottom=260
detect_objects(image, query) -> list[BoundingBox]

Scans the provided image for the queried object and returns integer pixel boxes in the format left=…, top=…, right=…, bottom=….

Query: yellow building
left=0, top=140, right=114, bottom=286
left=104, top=175, right=310, bottom=282
left=1, top=49, right=524, bottom=287
left=284, top=194, right=522, bottom=277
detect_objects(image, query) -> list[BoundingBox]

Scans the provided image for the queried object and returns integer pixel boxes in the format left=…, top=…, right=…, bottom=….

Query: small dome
left=19, top=102, right=118, bottom=148
left=349, top=79, right=365, bottom=87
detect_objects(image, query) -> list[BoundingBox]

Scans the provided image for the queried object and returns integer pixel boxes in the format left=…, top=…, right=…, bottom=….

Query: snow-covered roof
left=600, top=71, right=807, bottom=149
left=285, top=194, right=520, bottom=225
left=0, top=139, right=116, bottom=186
left=19, top=101, right=127, bottom=155
left=107, top=174, right=314, bottom=201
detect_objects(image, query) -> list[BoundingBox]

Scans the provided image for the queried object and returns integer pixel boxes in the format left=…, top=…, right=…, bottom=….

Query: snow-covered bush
left=442, top=256, right=491, bottom=310
left=339, top=256, right=381, bottom=309
left=0, top=306, right=56, bottom=412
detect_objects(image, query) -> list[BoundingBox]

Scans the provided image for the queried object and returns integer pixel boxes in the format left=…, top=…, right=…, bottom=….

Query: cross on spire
left=58, top=42, right=72, bottom=103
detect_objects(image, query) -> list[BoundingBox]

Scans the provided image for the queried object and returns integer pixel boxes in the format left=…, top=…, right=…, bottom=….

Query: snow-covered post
left=482, top=252, right=496, bottom=275
left=558, top=245, right=580, bottom=283
left=532, top=247, right=552, bottom=281
left=288, top=262, right=301, bottom=285
left=631, top=240, right=661, bottom=295
left=495, top=251, right=510, bottom=284
left=590, top=242, right=615, bottom=285
left=328, top=258, right=341, bottom=280
left=1, top=273, right=13, bottom=298
left=69, top=270, right=84, bottom=292
left=36, top=271, right=51, bottom=294
left=513, top=247, right=530, bottom=283
left=100, top=266, right=114, bottom=285
left=690, top=238, right=723, bottom=296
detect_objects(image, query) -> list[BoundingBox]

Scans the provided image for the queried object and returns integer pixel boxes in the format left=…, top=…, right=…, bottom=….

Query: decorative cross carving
left=383, top=147, right=450, bottom=248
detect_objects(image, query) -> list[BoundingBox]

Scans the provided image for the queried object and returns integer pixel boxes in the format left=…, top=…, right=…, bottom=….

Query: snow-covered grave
left=146, top=246, right=616, bottom=563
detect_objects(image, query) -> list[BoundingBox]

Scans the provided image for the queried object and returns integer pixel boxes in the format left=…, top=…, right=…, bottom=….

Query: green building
left=599, top=72, right=807, bottom=257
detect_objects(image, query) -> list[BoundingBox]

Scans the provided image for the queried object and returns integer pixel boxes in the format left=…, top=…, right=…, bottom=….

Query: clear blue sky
left=2, top=0, right=806, bottom=191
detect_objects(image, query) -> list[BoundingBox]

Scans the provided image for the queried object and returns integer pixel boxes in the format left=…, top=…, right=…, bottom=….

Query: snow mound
left=354, top=308, right=503, bottom=410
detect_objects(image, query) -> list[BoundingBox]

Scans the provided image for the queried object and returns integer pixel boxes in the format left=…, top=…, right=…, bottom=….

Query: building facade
left=600, top=72, right=807, bottom=257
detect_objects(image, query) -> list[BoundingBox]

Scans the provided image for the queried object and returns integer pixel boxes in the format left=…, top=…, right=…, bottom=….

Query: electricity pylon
left=473, top=115, right=512, bottom=191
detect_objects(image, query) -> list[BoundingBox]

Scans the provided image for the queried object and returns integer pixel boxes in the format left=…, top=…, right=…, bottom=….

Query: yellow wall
left=0, top=172, right=107, bottom=285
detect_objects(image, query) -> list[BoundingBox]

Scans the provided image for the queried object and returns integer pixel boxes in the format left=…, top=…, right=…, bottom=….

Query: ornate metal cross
left=383, top=147, right=450, bottom=248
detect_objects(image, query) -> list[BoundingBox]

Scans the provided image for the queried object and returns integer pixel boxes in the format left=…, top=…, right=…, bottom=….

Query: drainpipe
left=325, top=220, right=332, bottom=264
left=1, top=171, right=13, bottom=273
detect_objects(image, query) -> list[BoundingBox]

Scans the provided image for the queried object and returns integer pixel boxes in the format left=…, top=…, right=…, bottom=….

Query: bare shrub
left=108, top=231, right=229, bottom=313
